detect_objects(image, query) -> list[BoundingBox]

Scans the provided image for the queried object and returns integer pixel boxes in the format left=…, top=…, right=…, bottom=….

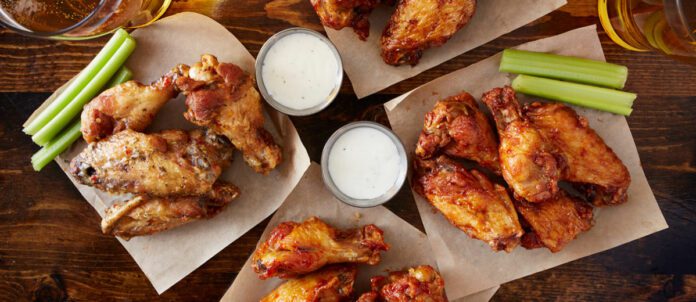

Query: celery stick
left=105, top=66, right=133, bottom=88
left=23, top=29, right=130, bottom=135
left=500, top=49, right=629, bottom=89
left=31, top=119, right=82, bottom=171
left=31, top=37, right=136, bottom=146
left=512, top=75, right=634, bottom=116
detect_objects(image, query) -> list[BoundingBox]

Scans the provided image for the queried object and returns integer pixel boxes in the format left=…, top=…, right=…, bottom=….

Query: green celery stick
left=105, top=66, right=133, bottom=88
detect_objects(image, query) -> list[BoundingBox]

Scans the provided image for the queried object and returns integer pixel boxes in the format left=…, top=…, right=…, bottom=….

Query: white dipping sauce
left=261, top=33, right=339, bottom=110
left=328, top=127, right=402, bottom=201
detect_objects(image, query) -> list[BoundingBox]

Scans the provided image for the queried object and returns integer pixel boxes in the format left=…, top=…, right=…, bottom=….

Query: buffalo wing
left=261, top=265, right=357, bottom=302
left=357, top=265, right=447, bottom=302
left=310, top=0, right=380, bottom=40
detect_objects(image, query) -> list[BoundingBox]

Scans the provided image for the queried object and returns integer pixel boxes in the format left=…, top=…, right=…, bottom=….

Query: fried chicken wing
left=523, top=102, right=631, bottom=206
left=261, top=265, right=357, bottom=302
left=381, top=0, right=476, bottom=65
left=176, top=54, right=282, bottom=174
left=70, top=129, right=233, bottom=196
left=413, top=156, right=523, bottom=252
left=415, top=92, right=500, bottom=173
left=357, top=265, right=447, bottom=302
left=252, top=217, right=389, bottom=279
left=482, top=87, right=561, bottom=203
left=310, top=0, right=380, bottom=40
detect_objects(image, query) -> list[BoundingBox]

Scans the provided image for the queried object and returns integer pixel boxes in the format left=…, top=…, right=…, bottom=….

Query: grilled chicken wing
left=310, top=0, right=380, bottom=40
left=101, top=181, right=240, bottom=240
left=176, top=54, right=282, bottom=174
left=70, top=129, right=233, bottom=196
left=381, top=0, right=476, bottom=65
left=524, top=102, right=631, bottom=206
left=357, top=265, right=447, bottom=302
left=415, top=92, right=500, bottom=173
left=413, top=156, right=523, bottom=252
left=252, top=217, right=389, bottom=279
left=482, top=86, right=561, bottom=203
left=261, top=265, right=357, bottom=302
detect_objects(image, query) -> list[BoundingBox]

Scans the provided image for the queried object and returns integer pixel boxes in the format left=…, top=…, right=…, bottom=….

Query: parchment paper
left=220, top=163, right=499, bottom=301
left=384, top=25, right=669, bottom=298
left=321, top=0, right=567, bottom=98
left=25, top=13, right=311, bottom=294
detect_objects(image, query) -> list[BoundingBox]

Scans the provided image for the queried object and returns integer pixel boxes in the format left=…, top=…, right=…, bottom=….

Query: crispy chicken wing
left=176, top=54, right=282, bottom=174
left=310, top=0, right=380, bottom=40
left=261, top=265, right=357, bottom=302
left=252, top=217, right=389, bottom=279
left=482, top=87, right=561, bottom=203
left=357, top=265, right=447, bottom=302
left=413, top=156, right=523, bottom=252
left=415, top=92, right=500, bottom=173
left=381, top=0, right=476, bottom=65
left=70, top=129, right=233, bottom=196
left=523, top=102, right=631, bottom=206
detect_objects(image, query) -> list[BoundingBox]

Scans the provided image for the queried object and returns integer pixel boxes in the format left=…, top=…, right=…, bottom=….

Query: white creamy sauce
left=261, top=33, right=339, bottom=110
left=328, top=127, right=402, bottom=201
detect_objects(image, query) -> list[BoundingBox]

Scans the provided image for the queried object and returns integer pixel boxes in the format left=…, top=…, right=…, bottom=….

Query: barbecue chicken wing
left=70, top=129, right=233, bottom=196
left=524, top=102, right=631, bottom=206
left=413, top=156, right=523, bottom=252
left=252, top=217, right=389, bottom=279
left=357, top=265, right=447, bottom=302
left=482, top=86, right=561, bottom=203
left=381, top=0, right=476, bottom=65
left=176, top=54, right=282, bottom=174
left=310, top=0, right=380, bottom=40
left=261, top=265, right=357, bottom=302
left=415, top=92, right=500, bottom=173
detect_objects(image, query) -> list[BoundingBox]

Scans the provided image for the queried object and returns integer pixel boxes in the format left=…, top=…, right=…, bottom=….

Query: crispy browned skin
left=357, top=265, right=447, bottom=302
left=252, top=217, right=389, bottom=279
left=523, top=102, right=631, bottom=206
left=176, top=54, right=282, bottom=174
left=381, top=0, right=476, bottom=65
left=261, top=265, right=357, bottom=302
left=415, top=92, right=500, bottom=173
left=482, top=87, right=561, bottom=203
left=70, top=129, right=233, bottom=196
left=310, top=0, right=380, bottom=40
left=413, top=156, right=523, bottom=252
left=101, top=181, right=240, bottom=240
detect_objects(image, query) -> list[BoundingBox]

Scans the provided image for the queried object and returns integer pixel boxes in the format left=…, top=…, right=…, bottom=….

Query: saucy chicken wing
left=413, top=156, right=523, bottom=252
left=261, top=265, right=357, bottom=302
left=310, top=0, right=380, bottom=40
left=381, top=0, right=476, bottom=65
left=252, top=217, right=389, bottom=279
left=357, top=265, right=447, bottom=302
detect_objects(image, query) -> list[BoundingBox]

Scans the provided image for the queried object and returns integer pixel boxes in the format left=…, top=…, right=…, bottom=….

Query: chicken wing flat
left=523, top=102, right=631, bottom=206
left=381, top=0, right=476, bottom=65
left=482, top=86, right=561, bottom=203
left=357, top=265, right=447, bottom=302
left=70, top=129, right=233, bottom=196
left=415, top=91, right=500, bottom=173
left=310, top=0, right=380, bottom=40
left=413, top=156, right=523, bottom=252
left=252, top=217, right=389, bottom=279
left=101, top=181, right=240, bottom=240
left=176, top=54, right=282, bottom=174
left=261, top=264, right=357, bottom=302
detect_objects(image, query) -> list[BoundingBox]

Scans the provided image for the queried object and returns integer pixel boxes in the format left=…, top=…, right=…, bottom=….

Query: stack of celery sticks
left=500, top=49, right=636, bottom=116
left=23, top=29, right=137, bottom=171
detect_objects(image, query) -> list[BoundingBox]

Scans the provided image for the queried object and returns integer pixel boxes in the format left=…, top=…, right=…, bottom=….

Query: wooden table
left=1, top=0, right=695, bottom=301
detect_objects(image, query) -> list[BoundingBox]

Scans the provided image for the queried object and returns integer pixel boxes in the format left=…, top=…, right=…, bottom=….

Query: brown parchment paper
left=24, top=12, right=311, bottom=294
left=321, top=0, right=567, bottom=98
left=384, top=25, right=669, bottom=298
left=220, top=163, right=500, bottom=301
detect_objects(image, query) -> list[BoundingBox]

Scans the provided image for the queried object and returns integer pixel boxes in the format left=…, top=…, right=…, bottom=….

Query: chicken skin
left=413, top=156, right=523, bottom=252
left=101, top=181, right=240, bottom=240
left=415, top=92, right=500, bottom=173
left=524, top=102, right=631, bottom=206
left=176, top=54, right=282, bottom=174
left=482, top=86, right=561, bottom=203
left=310, top=0, right=380, bottom=40
left=381, top=0, right=476, bottom=65
left=261, top=265, right=357, bottom=302
left=252, top=217, right=389, bottom=279
left=357, top=265, right=447, bottom=302
left=70, top=129, right=234, bottom=197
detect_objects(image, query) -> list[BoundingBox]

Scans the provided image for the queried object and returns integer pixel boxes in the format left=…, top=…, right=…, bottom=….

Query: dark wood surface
left=1, top=0, right=695, bottom=301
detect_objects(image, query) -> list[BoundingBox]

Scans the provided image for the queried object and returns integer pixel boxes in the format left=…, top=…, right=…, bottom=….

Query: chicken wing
left=310, top=0, right=380, bottom=40
left=357, top=265, right=447, bottom=302
left=176, top=54, right=282, bottom=174
left=523, top=102, right=631, bottom=206
left=70, top=129, right=233, bottom=196
left=101, top=181, right=240, bottom=240
left=415, top=91, right=500, bottom=173
left=413, top=156, right=523, bottom=252
left=252, top=217, right=389, bottom=279
left=482, top=86, right=561, bottom=203
left=261, top=265, right=357, bottom=302
left=381, top=0, right=476, bottom=65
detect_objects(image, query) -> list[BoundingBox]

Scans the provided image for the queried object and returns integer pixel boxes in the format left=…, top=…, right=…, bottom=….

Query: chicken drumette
left=310, top=0, right=380, bottom=40
left=261, top=265, right=357, bottom=302
left=357, top=265, right=447, bottom=302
